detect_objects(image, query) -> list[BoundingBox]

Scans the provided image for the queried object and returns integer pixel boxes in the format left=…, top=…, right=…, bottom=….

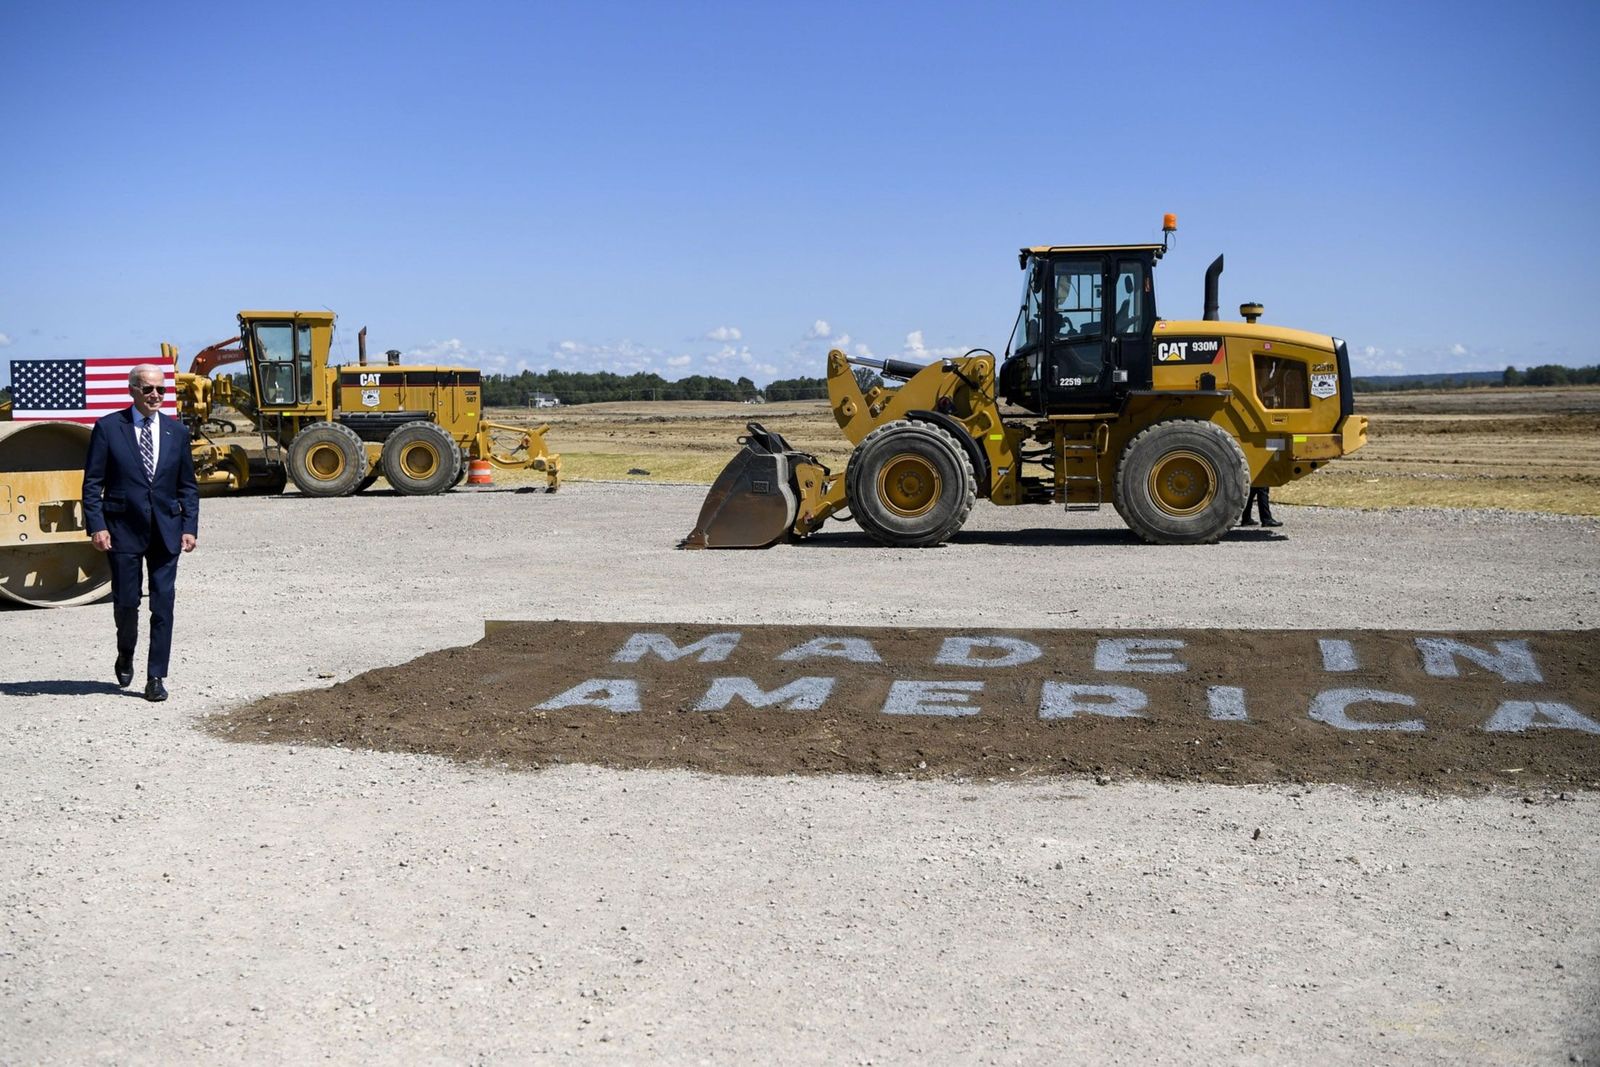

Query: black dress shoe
left=1261, top=518, right=1284, bottom=528
left=1238, top=517, right=1258, bottom=527
left=144, top=677, right=168, bottom=702
left=115, top=655, right=134, bottom=688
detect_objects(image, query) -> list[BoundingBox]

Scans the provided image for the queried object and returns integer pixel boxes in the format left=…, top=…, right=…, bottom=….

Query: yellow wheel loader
left=684, top=216, right=1368, bottom=548
left=210, top=312, right=560, bottom=496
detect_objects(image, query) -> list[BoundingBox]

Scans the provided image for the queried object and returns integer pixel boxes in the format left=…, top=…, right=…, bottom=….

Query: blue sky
left=3, top=0, right=1596, bottom=387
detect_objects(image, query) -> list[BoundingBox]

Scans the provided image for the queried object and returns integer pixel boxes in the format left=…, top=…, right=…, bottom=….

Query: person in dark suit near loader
left=1240, top=485, right=1282, bottom=528
left=82, top=364, right=200, bottom=702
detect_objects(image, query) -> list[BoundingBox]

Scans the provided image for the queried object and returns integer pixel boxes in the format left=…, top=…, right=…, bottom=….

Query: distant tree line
left=1353, top=365, right=1599, bottom=392
left=476, top=369, right=840, bottom=406
left=1499, top=364, right=1599, bottom=387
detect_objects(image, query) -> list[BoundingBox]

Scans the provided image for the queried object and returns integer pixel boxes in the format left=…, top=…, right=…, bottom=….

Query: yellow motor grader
left=193, top=311, right=560, bottom=496
left=684, top=217, right=1367, bottom=548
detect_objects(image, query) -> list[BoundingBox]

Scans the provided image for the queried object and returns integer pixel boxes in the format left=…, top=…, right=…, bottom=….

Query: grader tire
left=1112, top=419, right=1248, bottom=545
left=380, top=421, right=461, bottom=496
left=286, top=422, right=367, bottom=497
left=845, top=420, right=975, bottom=548
left=449, top=456, right=468, bottom=489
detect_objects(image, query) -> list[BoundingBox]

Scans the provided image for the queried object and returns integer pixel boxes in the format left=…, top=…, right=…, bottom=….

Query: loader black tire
left=1112, top=419, right=1249, bottom=545
left=380, top=421, right=461, bottom=496
left=845, top=420, right=975, bottom=548
left=286, top=422, right=368, bottom=498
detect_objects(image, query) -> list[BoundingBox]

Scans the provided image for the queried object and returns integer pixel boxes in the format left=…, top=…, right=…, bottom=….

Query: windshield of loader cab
left=1006, top=263, right=1042, bottom=357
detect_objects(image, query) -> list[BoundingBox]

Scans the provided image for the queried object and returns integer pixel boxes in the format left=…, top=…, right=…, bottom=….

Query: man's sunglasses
left=135, top=385, right=166, bottom=395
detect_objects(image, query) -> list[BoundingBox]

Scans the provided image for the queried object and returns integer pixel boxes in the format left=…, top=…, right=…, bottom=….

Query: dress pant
left=108, top=545, right=180, bottom=679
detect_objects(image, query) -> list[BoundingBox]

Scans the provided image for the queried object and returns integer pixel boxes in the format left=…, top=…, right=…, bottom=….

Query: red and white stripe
left=11, top=356, right=178, bottom=422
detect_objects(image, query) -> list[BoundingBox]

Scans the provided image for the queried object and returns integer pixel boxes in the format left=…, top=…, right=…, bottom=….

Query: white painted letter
left=1207, top=685, right=1247, bottom=721
left=777, top=636, right=882, bottom=664
left=1415, top=638, right=1542, bottom=683
left=1484, top=701, right=1600, bottom=735
left=536, top=679, right=641, bottom=714
left=935, top=635, right=1042, bottom=668
left=694, top=676, right=836, bottom=713
left=1094, top=638, right=1186, bottom=673
left=612, top=631, right=741, bottom=664
left=882, top=680, right=982, bottom=717
left=1309, top=688, right=1423, bottom=732
left=1319, top=638, right=1359, bottom=672
left=1040, top=683, right=1148, bottom=720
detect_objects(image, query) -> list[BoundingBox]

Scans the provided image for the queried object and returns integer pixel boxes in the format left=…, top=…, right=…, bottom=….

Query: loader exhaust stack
left=1203, top=254, right=1224, bottom=321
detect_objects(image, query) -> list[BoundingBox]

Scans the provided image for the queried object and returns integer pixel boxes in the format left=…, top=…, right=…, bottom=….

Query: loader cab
left=1000, top=245, right=1160, bottom=413
left=238, top=311, right=334, bottom=411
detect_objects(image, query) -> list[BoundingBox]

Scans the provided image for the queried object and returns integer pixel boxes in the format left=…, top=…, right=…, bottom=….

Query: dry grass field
left=491, top=385, right=1600, bottom=515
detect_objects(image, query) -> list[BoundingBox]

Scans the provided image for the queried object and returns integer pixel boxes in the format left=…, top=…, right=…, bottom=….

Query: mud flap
left=680, top=424, right=803, bottom=549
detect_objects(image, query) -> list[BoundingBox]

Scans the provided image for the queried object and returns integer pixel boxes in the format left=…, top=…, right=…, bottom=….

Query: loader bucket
left=680, top=423, right=803, bottom=549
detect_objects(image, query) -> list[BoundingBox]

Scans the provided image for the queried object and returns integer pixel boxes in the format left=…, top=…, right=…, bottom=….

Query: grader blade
left=680, top=423, right=803, bottom=549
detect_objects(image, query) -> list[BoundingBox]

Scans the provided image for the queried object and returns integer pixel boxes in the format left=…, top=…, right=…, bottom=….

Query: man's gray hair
left=127, top=364, right=164, bottom=387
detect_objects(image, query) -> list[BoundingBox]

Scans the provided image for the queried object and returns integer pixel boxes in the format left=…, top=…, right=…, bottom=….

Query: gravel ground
left=3, top=483, right=1598, bottom=1064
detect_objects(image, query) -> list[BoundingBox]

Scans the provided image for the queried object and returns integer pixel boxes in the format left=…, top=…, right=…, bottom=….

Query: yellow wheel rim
left=1147, top=449, right=1216, bottom=515
left=307, top=444, right=346, bottom=481
left=877, top=452, right=941, bottom=518
left=401, top=443, right=439, bottom=479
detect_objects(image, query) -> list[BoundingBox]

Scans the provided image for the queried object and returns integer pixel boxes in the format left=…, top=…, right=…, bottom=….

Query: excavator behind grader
left=684, top=215, right=1368, bottom=549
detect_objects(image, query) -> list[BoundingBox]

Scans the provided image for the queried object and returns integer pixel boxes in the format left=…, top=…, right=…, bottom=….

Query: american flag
left=7, top=357, right=177, bottom=422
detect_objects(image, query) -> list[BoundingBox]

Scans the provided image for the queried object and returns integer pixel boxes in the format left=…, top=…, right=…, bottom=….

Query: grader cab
left=685, top=216, right=1368, bottom=548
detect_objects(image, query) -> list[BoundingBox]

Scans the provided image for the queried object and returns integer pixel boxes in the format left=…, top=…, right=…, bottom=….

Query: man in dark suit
left=82, top=364, right=200, bottom=702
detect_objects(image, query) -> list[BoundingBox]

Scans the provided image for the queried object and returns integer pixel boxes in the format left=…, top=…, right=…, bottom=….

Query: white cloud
left=1450, top=343, right=1468, bottom=356
left=545, top=338, right=665, bottom=374
left=407, top=338, right=468, bottom=360
left=1353, top=344, right=1405, bottom=374
left=384, top=333, right=802, bottom=387
left=899, top=330, right=967, bottom=362
left=704, top=326, right=742, bottom=342
left=854, top=343, right=875, bottom=358
left=402, top=338, right=518, bottom=373
left=0, top=332, right=11, bottom=347
left=707, top=343, right=760, bottom=367
left=807, top=319, right=832, bottom=339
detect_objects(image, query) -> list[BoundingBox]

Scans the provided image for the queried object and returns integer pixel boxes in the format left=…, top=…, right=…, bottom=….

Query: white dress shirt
left=131, top=407, right=161, bottom=470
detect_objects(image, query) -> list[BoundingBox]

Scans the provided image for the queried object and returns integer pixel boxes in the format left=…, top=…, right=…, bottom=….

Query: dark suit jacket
left=82, top=408, right=200, bottom=555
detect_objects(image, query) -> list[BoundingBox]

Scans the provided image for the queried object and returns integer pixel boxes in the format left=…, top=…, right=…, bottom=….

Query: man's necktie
left=139, top=418, right=155, bottom=480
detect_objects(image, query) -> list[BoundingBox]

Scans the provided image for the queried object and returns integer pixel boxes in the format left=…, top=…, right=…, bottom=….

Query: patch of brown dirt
left=211, top=624, right=1600, bottom=792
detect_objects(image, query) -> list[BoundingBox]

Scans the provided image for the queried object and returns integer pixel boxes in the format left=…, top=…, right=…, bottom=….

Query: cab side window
left=254, top=324, right=297, bottom=406
left=296, top=323, right=315, bottom=402
left=1113, top=260, right=1146, bottom=335
left=1255, top=354, right=1310, bottom=408
left=1053, top=260, right=1101, bottom=339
